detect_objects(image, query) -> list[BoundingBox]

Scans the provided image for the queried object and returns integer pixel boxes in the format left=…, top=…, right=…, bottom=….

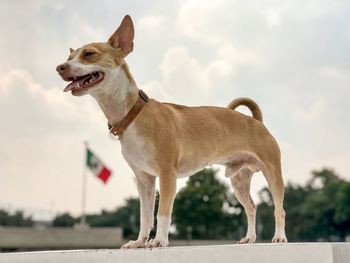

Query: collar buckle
left=139, top=89, right=149, bottom=102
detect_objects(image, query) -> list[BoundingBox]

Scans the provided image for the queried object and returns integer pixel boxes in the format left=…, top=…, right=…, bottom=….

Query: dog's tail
left=228, top=98, right=263, bottom=122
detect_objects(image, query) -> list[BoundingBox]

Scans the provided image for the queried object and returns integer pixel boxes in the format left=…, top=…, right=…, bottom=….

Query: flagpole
left=81, top=141, right=88, bottom=226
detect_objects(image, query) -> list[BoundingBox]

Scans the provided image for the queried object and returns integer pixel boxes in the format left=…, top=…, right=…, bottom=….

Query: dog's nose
left=56, top=63, right=69, bottom=75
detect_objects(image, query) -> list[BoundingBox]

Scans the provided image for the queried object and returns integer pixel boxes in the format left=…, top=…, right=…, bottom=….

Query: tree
left=173, top=168, right=243, bottom=239
left=112, top=198, right=140, bottom=238
left=48, top=167, right=350, bottom=242
left=83, top=197, right=141, bottom=238
left=52, top=213, right=76, bottom=227
left=0, top=210, right=33, bottom=227
left=257, top=168, right=350, bottom=241
left=299, top=169, right=350, bottom=240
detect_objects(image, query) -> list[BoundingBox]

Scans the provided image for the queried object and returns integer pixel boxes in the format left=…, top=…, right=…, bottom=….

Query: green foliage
left=50, top=192, right=159, bottom=239
left=111, top=198, right=140, bottom=238
left=0, top=210, right=33, bottom=227
left=299, top=169, right=350, bottom=240
left=85, top=198, right=140, bottom=238
left=52, top=213, right=76, bottom=227
left=173, top=168, right=243, bottom=239
left=47, top=167, right=350, bottom=242
left=256, top=200, right=274, bottom=240
left=258, top=168, right=350, bottom=241
left=51, top=198, right=141, bottom=237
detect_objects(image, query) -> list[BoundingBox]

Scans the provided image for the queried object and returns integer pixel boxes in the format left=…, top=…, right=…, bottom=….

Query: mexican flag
left=86, top=148, right=112, bottom=183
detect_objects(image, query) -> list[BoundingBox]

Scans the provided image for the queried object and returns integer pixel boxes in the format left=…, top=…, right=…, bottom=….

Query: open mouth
left=63, top=72, right=104, bottom=94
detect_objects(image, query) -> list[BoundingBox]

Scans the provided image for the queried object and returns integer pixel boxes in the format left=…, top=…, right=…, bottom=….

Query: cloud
left=294, top=98, right=326, bottom=123
left=206, top=44, right=261, bottom=77
left=264, top=7, right=282, bottom=29
left=0, top=69, right=138, bottom=218
left=0, top=70, right=105, bottom=140
left=159, top=46, right=210, bottom=102
left=177, top=0, right=227, bottom=43
left=1, top=0, right=350, bottom=217
left=137, top=15, right=167, bottom=33
left=140, top=80, right=173, bottom=102
left=144, top=43, right=260, bottom=105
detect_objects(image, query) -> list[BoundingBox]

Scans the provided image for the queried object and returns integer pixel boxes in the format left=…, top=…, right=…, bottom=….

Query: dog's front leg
left=146, top=174, right=177, bottom=248
left=122, top=171, right=156, bottom=249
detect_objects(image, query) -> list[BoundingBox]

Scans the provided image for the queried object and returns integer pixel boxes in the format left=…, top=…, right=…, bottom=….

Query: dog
left=56, top=15, right=287, bottom=248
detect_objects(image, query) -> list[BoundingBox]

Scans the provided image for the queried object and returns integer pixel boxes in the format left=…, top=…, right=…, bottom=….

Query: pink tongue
left=63, top=75, right=91, bottom=92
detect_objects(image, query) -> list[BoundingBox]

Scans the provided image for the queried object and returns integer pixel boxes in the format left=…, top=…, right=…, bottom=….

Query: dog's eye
left=84, top=51, right=95, bottom=57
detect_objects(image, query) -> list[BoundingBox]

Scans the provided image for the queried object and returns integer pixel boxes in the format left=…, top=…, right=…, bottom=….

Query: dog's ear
left=69, top=48, right=74, bottom=54
left=108, top=15, right=134, bottom=56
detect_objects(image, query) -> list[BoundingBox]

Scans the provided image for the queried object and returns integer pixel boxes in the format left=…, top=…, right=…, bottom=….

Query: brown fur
left=228, top=97, right=263, bottom=122
left=68, top=43, right=125, bottom=67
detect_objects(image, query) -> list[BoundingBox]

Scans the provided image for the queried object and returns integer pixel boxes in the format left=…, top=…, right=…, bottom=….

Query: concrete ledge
left=0, top=227, right=123, bottom=249
left=1, top=243, right=349, bottom=263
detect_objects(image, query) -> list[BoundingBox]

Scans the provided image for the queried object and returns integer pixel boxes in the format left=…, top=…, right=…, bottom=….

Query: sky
left=0, top=0, right=349, bottom=220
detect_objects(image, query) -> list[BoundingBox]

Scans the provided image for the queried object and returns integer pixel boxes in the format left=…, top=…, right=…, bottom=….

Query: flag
left=86, top=148, right=112, bottom=183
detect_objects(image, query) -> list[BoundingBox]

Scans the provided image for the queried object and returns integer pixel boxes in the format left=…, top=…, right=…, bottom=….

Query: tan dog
left=56, top=15, right=287, bottom=248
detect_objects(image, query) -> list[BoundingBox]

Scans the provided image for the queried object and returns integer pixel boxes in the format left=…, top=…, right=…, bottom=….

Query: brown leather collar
left=108, top=90, right=149, bottom=138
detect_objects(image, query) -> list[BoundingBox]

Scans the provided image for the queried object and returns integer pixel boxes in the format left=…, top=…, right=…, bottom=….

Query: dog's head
left=56, top=15, right=134, bottom=96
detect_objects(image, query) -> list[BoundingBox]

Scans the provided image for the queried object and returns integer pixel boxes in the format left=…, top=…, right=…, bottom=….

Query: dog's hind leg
left=228, top=166, right=257, bottom=244
left=262, top=163, right=287, bottom=243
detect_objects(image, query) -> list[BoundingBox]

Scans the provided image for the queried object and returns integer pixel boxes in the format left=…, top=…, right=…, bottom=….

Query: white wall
left=1, top=243, right=349, bottom=263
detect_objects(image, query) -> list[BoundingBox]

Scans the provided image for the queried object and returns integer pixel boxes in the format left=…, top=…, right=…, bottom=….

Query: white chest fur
left=120, top=123, right=158, bottom=176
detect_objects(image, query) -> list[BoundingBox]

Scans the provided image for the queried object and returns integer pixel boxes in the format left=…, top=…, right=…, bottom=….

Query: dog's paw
left=272, top=235, right=288, bottom=243
left=121, top=239, right=146, bottom=249
left=145, top=238, right=168, bottom=248
left=237, top=236, right=256, bottom=244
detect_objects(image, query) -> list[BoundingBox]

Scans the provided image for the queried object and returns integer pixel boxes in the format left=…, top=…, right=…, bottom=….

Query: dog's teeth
left=77, top=82, right=80, bottom=88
